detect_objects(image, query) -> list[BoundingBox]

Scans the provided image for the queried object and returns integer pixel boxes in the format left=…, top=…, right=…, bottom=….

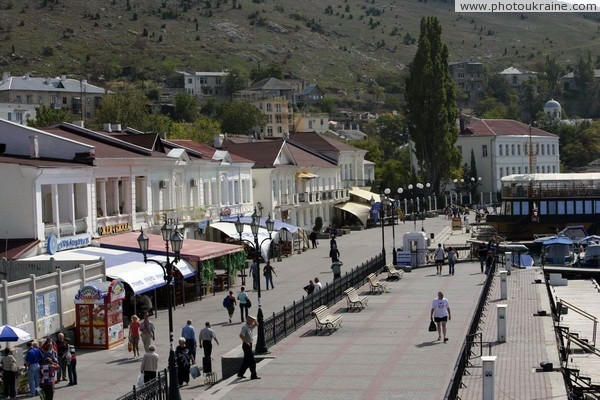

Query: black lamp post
left=137, top=216, right=183, bottom=400
left=234, top=211, right=275, bottom=355
left=384, top=188, right=403, bottom=265
left=408, top=184, right=416, bottom=231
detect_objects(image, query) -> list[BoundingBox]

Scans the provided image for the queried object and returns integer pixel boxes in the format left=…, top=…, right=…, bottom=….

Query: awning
left=210, top=222, right=277, bottom=261
left=297, top=172, right=318, bottom=179
left=334, top=202, right=372, bottom=226
left=98, top=232, right=244, bottom=260
left=349, top=187, right=380, bottom=203
left=23, top=247, right=194, bottom=294
left=219, top=216, right=301, bottom=233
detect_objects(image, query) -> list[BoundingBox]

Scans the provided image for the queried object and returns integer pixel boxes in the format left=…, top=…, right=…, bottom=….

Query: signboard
left=74, top=285, right=107, bottom=304
left=98, top=223, right=131, bottom=236
left=110, top=280, right=126, bottom=301
left=48, top=234, right=91, bottom=254
left=452, top=217, right=462, bottom=231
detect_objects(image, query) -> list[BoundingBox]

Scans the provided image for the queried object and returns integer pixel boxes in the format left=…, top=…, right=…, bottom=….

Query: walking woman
left=175, top=338, right=191, bottom=386
left=431, top=291, right=451, bottom=342
left=129, top=314, right=141, bottom=358
left=225, top=290, right=237, bottom=323
left=2, top=347, right=18, bottom=399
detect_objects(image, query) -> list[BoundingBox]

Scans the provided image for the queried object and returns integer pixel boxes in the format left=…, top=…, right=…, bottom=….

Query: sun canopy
left=24, top=247, right=194, bottom=294
left=219, top=216, right=301, bottom=233
left=334, top=202, right=372, bottom=226
left=210, top=222, right=277, bottom=261
left=296, top=172, right=318, bottom=179
left=349, top=187, right=380, bottom=203
left=543, top=237, right=573, bottom=246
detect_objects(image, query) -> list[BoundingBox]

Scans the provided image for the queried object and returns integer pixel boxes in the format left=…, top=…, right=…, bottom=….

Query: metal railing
left=444, top=255, right=498, bottom=399
left=557, top=299, right=598, bottom=348
left=116, top=369, right=169, bottom=400
left=262, top=254, right=385, bottom=347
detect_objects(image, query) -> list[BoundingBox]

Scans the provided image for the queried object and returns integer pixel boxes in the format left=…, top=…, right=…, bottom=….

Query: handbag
left=137, top=373, right=145, bottom=388
left=190, top=364, right=201, bottom=379
left=246, top=298, right=252, bottom=308
left=428, top=319, right=437, bottom=332
left=127, top=337, right=132, bottom=352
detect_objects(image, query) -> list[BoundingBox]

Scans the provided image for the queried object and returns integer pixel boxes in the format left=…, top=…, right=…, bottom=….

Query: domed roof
left=544, top=99, right=561, bottom=109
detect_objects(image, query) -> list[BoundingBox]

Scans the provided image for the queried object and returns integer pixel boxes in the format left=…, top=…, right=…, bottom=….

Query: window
left=482, top=145, right=488, bottom=157
left=552, top=166, right=556, bottom=173
left=512, top=167, right=515, bottom=174
left=525, top=166, right=528, bottom=174
left=38, top=96, right=43, bottom=104
left=548, top=201, right=556, bottom=215
left=26, top=95, right=33, bottom=104
left=199, top=77, right=206, bottom=84
left=267, top=115, right=273, bottom=123
left=188, top=78, right=192, bottom=84
left=517, top=144, right=521, bottom=155
left=557, top=201, right=565, bottom=215
left=524, top=143, right=528, bottom=155
left=595, top=200, right=600, bottom=214
left=276, top=115, right=282, bottom=123
left=499, top=168, right=503, bottom=178
left=275, top=104, right=282, bottom=112
left=536, top=143, right=539, bottom=155
left=511, top=144, right=515, bottom=155
left=266, top=103, right=272, bottom=112
left=215, top=78, right=221, bottom=85
left=518, top=167, right=521, bottom=174
left=458, top=72, right=465, bottom=78
left=536, top=166, right=539, bottom=173
left=575, top=201, right=584, bottom=214
left=542, top=166, right=545, bottom=173
left=552, top=144, right=556, bottom=155
left=16, top=95, right=21, bottom=103
left=277, top=126, right=283, bottom=134
left=566, top=201, right=575, bottom=215
left=547, top=144, right=551, bottom=155
left=505, top=144, right=509, bottom=155
left=309, top=120, right=313, bottom=129
left=541, top=144, right=545, bottom=155
left=267, top=127, right=273, bottom=137
left=540, top=201, right=547, bottom=215
left=499, top=145, right=503, bottom=156
left=585, top=200, right=593, bottom=214
left=51, top=95, right=57, bottom=105
left=6, top=112, right=11, bottom=121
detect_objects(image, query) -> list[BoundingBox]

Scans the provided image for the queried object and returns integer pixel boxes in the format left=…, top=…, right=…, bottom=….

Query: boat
left=487, top=173, right=600, bottom=241
left=500, top=243, right=534, bottom=268
left=580, top=244, right=600, bottom=268
left=541, top=237, right=577, bottom=266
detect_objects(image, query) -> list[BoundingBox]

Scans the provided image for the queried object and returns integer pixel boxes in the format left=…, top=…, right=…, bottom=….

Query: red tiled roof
left=462, top=119, right=556, bottom=137
left=0, top=155, right=93, bottom=168
left=5, top=239, right=40, bottom=261
left=109, top=133, right=165, bottom=152
left=168, top=139, right=253, bottom=163
left=223, top=139, right=336, bottom=168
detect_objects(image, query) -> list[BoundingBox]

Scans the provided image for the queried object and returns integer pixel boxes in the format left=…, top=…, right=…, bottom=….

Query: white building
left=179, top=71, right=229, bottom=98
left=456, top=118, right=560, bottom=197
left=0, top=103, right=37, bottom=125
left=499, top=67, right=537, bottom=91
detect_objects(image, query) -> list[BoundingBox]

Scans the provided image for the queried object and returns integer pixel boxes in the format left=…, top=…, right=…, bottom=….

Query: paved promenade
left=47, top=215, right=566, bottom=399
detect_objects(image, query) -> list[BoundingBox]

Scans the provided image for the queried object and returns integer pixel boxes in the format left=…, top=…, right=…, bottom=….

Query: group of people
left=250, top=261, right=278, bottom=292
left=13, top=334, right=77, bottom=400
left=433, top=244, right=459, bottom=275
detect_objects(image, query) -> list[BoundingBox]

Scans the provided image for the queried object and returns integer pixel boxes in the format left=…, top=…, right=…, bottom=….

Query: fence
left=443, top=253, right=501, bottom=399
left=116, top=368, right=169, bottom=400
left=262, top=254, right=385, bottom=347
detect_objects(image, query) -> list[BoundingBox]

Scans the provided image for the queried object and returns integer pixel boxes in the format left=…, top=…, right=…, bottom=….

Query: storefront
left=74, top=280, right=126, bottom=349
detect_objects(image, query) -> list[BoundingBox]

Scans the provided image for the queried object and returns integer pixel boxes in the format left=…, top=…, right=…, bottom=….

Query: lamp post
left=385, top=188, right=403, bottom=265
left=379, top=192, right=387, bottom=264
left=235, top=211, right=275, bottom=355
left=407, top=184, right=417, bottom=231
left=137, top=216, right=183, bottom=400
left=416, top=183, right=431, bottom=231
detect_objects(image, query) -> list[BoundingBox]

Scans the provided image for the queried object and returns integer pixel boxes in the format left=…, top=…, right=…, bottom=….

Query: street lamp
left=407, top=184, right=417, bottom=231
left=137, top=216, right=183, bottom=400
left=385, top=188, right=403, bottom=265
left=378, top=192, right=387, bottom=264
left=234, top=211, right=275, bottom=354
left=416, top=183, right=431, bottom=231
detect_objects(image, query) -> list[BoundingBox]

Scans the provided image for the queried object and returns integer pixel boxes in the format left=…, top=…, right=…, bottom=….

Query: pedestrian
left=40, top=357, right=59, bottom=400
left=175, top=338, right=191, bottom=386
left=447, top=247, right=458, bottom=275
left=331, top=260, right=343, bottom=280
left=236, top=315, right=260, bottom=380
left=434, top=243, right=445, bottom=275
left=139, top=312, right=156, bottom=353
left=250, top=262, right=259, bottom=290
left=129, top=314, right=141, bottom=358
left=309, top=230, right=318, bottom=249
left=478, top=243, right=487, bottom=273
left=263, top=261, right=277, bottom=290
left=41, top=336, right=57, bottom=362
left=25, top=341, right=43, bottom=396
left=199, top=321, right=219, bottom=359
left=140, top=345, right=159, bottom=383
left=330, top=234, right=337, bottom=248
left=313, top=277, right=322, bottom=292
left=329, top=244, right=340, bottom=263
left=486, top=235, right=498, bottom=273
left=181, top=320, right=197, bottom=363
left=224, top=290, right=237, bottom=323
left=140, top=294, right=153, bottom=316
left=237, top=287, right=250, bottom=322
left=303, top=280, right=315, bottom=295
left=56, top=332, right=70, bottom=382
left=67, top=347, right=77, bottom=386
left=431, top=291, right=451, bottom=342
left=2, top=347, right=18, bottom=399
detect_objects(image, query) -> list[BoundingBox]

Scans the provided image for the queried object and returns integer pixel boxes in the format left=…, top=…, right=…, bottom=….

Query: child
left=67, top=347, right=77, bottom=386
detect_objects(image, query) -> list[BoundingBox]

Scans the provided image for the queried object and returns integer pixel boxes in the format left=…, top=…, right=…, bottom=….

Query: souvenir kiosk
left=74, top=280, right=126, bottom=349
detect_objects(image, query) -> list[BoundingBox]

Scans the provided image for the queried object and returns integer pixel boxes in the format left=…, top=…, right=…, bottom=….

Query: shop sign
left=98, top=223, right=131, bottom=236
left=75, top=285, right=106, bottom=304
left=221, top=207, right=232, bottom=216
left=110, top=280, right=126, bottom=301
left=48, top=234, right=92, bottom=255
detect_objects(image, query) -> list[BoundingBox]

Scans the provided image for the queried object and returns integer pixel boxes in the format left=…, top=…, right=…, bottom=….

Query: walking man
left=139, top=313, right=155, bottom=353
left=237, top=287, right=250, bottom=322
left=199, top=321, right=219, bottom=359
left=237, top=315, right=260, bottom=380
left=434, top=244, right=445, bottom=275
left=431, top=291, right=451, bottom=342
left=56, top=332, right=70, bottom=382
left=140, top=345, right=159, bottom=383
left=329, top=244, right=340, bottom=263
left=263, top=261, right=277, bottom=290
left=309, top=231, right=318, bottom=249
left=250, top=262, right=259, bottom=290
left=181, top=320, right=197, bottom=363
left=331, top=260, right=343, bottom=280
left=486, top=235, right=498, bottom=273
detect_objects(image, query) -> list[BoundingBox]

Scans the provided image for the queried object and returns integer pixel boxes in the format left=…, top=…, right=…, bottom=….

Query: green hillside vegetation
left=2, top=0, right=600, bottom=95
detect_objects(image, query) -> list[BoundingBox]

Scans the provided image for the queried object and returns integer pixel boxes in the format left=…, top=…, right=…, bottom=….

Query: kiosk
left=397, top=231, right=428, bottom=269
left=74, top=280, right=126, bottom=349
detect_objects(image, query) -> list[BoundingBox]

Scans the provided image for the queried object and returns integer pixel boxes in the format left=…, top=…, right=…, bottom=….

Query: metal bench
left=367, top=273, right=389, bottom=294
left=385, top=264, right=404, bottom=280
left=311, top=305, right=343, bottom=333
left=343, top=287, right=369, bottom=310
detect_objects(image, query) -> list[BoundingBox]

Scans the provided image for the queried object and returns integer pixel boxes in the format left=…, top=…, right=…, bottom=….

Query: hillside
left=2, top=0, right=600, bottom=94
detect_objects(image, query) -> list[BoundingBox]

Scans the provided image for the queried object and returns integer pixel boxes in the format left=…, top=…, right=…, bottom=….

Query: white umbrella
left=0, top=325, right=32, bottom=342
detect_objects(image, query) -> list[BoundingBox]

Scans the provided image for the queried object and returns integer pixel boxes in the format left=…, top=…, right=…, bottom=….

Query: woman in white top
left=430, top=291, right=451, bottom=342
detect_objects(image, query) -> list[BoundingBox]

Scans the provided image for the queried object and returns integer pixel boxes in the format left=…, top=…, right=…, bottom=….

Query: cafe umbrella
left=0, top=325, right=32, bottom=342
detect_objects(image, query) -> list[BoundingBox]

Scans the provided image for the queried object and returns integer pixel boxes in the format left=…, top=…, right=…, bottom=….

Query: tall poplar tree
left=404, top=17, right=461, bottom=195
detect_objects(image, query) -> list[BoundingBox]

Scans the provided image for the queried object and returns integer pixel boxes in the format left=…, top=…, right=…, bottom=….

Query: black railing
left=444, top=255, right=499, bottom=400
left=116, top=369, right=169, bottom=400
left=262, top=254, right=385, bottom=347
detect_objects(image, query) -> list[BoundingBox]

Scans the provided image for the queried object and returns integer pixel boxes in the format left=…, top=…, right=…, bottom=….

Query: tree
left=363, top=113, right=406, bottom=159
left=168, top=116, right=221, bottom=144
left=404, top=16, right=460, bottom=195
left=28, top=106, right=75, bottom=127
left=544, top=53, right=563, bottom=97
left=224, top=67, right=248, bottom=99
left=219, top=101, right=266, bottom=135
left=94, top=88, right=149, bottom=130
left=173, top=92, right=199, bottom=122
left=250, top=64, right=284, bottom=82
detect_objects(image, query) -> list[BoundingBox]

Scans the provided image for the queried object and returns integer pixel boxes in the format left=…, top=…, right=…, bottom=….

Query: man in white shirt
left=199, top=321, right=219, bottom=359
left=430, top=292, right=451, bottom=342
left=313, top=277, right=323, bottom=292
left=434, top=244, right=445, bottom=275
left=237, top=315, right=260, bottom=380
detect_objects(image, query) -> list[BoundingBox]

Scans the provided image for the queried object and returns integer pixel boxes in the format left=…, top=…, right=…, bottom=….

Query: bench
left=311, top=305, right=343, bottom=333
left=343, top=287, right=369, bottom=310
left=385, top=264, right=404, bottom=280
left=367, top=273, right=389, bottom=294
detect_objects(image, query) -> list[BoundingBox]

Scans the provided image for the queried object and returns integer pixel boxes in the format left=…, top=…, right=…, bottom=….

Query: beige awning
left=334, top=202, right=372, bottom=226
left=349, top=187, right=380, bottom=203
left=297, top=172, right=318, bottom=179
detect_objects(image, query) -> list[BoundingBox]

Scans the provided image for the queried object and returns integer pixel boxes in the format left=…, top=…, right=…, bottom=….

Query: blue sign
left=47, top=234, right=58, bottom=255
left=47, top=233, right=91, bottom=254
